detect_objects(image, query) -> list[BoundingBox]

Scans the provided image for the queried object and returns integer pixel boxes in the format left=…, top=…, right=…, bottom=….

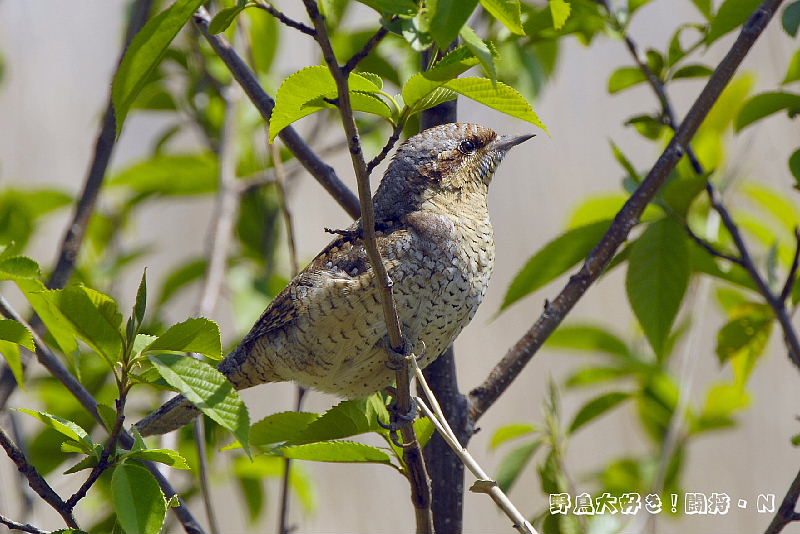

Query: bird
left=135, top=122, right=533, bottom=436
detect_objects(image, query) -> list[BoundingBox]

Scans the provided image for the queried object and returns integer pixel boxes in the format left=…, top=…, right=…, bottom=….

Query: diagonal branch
left=342, top=23, right=391, bottom=74
left=194, top=8, right=361, bottom=219
left=253, top=1, right=316, bottom=36
left=0, top=424, right=78, bottom=529
left=0, top=514, right=47, bottom=534
left=766, top=464, right=800, bottom=534
left=301, top=2, right=433, bottom=532
left=468, top=0, right=786, bottom=422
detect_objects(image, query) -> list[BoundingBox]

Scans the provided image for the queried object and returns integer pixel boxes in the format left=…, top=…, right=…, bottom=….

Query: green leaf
left=294, top=395, right=389, bottom=443
left=501, top=220, right=611, bottom=311
left=568, top=392, right=631, bottom=434
left=40, top=287, right=124, bottom=363
left=628, top=0, right=654, bottom=14
left=276, top=441, right=393, bottom=465
left=672, top=64, right=714, bottom=80
left=111, top=462, right=167, bottom=534
left=479, top=0, right=525, bottom=35
left=269, top=66, right=382, bottom=142
left=125, top=448, right=190, bottom=470
left=783, top=51, right=800, bottom=85
left=706, top=0, right=762, bottom=45
left=545, top=324, right=631, bottom=358
left=567, top=194, right=663, bottom=228
left=549, top=0, right=571, bottom=30
left=565, top=366, right=634, bottom=388
left=716, top=303, right=773, bottom=384
left=428, top=0, right=479, bottom=49
left=783, top=0, right=800, bottom=36
left=144, top=318, right=222, bottom=360
left=148, top=353, right=249, bottom=451
left=209, top=4, right=247, bottom=34
left=608, top=67, right=647, bottom=94
left=113, top=0, right=206, bottom=135
left=790, top=148, right=800, bottom=185
left=0, top=319, right=34, bottom=352
left=489, top=423, right=537, bottom=449
left=625, top=218, right=690, bottom=356
left=156, top=258, right=207, bottom=307
left=693, top=382, right=750, bottom=432
left=424, top=46, right=481, bottom=81
left=17, top=409, right=94, bottom=454
left=690, top=0, right=713, bottom=18
left=741, top=182, right=800, bottom=232
left=0, top=341, right=23, bottom=389
left=302, top=91, right=393, bottom=121
left=109, top=153, right=219, bottom=196
left=0, top=256, right=41, bottom=280
left=459, top=25, right=496, bottom=82
left=736, top=92, right=800, bottom=131
left=12, top=279, right=78, bottom=356
left=355, top=0, right=418, bottom=16
left=442, top=77, right=547, bottom=130
left=496, top=439, right=541, bottom=491
left=245, top=411, right=321, bottom=447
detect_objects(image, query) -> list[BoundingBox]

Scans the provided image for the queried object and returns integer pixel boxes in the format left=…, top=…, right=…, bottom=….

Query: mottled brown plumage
left=136, top=123, right=532, bottom=436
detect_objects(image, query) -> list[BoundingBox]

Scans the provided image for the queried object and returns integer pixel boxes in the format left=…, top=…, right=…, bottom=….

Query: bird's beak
left=492, top=133, right=535, bottom=152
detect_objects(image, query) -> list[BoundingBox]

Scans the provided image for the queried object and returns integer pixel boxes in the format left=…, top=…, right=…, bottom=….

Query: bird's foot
left=383, top=336, right=414, bottom=371
left=377, top=396, right=419, bottom=448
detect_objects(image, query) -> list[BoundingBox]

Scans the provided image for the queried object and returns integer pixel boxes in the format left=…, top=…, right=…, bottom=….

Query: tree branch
left=253, top=1, right=316, bottom=36
left=468, top=0, right=786, bottom=421
left=193, top=8, right=362, bottom=219
left=0, top=514, right=47, bottom=534
left=685, top=222, right=743, bottom=265
left=302, top=2, right=432, bottom=531
left=780, top=228, right=800, bottom=303
left=366, top=120, right=404, bottom=175
left=0, top=424, right=78, bottom=529
left=765, top=464, right=800, bottom=534
left=342, top=24, right=391, bottom=75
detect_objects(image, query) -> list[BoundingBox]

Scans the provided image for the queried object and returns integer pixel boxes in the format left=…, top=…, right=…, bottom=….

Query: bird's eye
left=458, top=139, right=477, bottom=154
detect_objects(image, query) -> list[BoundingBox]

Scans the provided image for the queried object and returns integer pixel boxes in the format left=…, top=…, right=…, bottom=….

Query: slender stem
left=765, top=465, right=800, bottom=534
left=366, top=120, right=405, bottom=175
left=272, top=142, right=300, bottom=276
left=685, top=222, right=743, bottom=265
left=0, top=425, right=78, bottom=529
left=278, top=387, right=305, bottom=534
left=253, top=1, right=316, bottom=35
left=193, top=417, right=219, bottom=534
left=468, top=0, right=786, bottom=421
left=780, top=228, right=800, bottom=303
left=0, top=515, right=46, bottom=534
left=302, top=2, right=432, bottom=531
left=342, top=23, right=391, bottom=74
left=194, top=8, right=361, bottom=219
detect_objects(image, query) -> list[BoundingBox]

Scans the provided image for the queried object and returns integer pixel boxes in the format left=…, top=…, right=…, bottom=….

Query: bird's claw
left=377, top=397, right=419, bottom=448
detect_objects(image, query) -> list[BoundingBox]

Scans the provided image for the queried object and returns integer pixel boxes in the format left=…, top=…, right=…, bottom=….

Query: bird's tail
left=135, top=394, right=201, bottom=437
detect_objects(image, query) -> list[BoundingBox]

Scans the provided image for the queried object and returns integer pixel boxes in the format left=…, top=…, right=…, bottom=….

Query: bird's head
left=373, top=123, right=533, bottom=220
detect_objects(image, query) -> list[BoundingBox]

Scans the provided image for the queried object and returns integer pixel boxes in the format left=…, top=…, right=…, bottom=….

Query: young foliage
left=111, top=462, right=167, bottom=534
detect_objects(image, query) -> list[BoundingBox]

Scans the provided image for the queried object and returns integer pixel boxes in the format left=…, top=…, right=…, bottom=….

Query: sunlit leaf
left=144, top=318, right=222, bottom=360
left=706, top=0, right=762, bottom=45
left=736, top=92, right=800, bottom=131
left=568, top=392, right=631, bottom=434
left=549, top=0, right=571, bottom=30
left=111, top=462, right=167, bottom=534
left=275, top=441, right=394, bottom=465
left=480, top=0, right=525, bottom=34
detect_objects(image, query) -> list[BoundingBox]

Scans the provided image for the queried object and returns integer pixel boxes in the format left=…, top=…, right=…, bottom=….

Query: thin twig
left=66, top=394, right=128, bottom=509
left=413, top=360, right=537, bottom=534
left=765, top=465, right=800, bottom=534
left=302, top=2, right=432, bottom=531
left=707, top=182, right=800, bottom=367
left=342, top=24, right=391, bottom=74
left=191, top=85, right=243, bottom=534
left=780, top=228, right=800, bottom=303
left=253, top=1, right=315, bottom=36
left=0, top=425, right=77, bottom=529
left=272, top=142, right=300, bottom=276
left=468, top=0, right=786, bottom=421
left=194, top=8, right=361, bottom=219
left=685, top=222, right=743, bottom=265
left=277, top=387, right=306, bottom=534
left=366, top=121, right=404, bottom=175
left=0, top=514, right=46, bottom=534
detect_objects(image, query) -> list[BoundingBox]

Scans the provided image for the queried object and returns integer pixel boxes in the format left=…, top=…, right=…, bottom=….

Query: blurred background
left=1, top=0, right=799, bottom=532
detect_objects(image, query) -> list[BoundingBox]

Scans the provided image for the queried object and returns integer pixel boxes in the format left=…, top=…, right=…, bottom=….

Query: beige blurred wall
left=1, top=1, right=799, bottom=533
